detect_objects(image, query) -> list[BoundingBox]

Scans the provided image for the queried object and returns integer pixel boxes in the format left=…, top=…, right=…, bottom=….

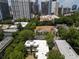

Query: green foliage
left=18, top=30, right=35, bottom=40
left=54, top=16, right=73, bottom=26
left=3, top=30, right=34, bottom=59
left=44, top=32, right=54, bottom=49
left=37, top=21, right=53, bottom=26
left=48, top=49, right=64, bottom=59
left=25, top=22, right=36, bottom=30
left=54, top=12, right=79, bottom=26
left=0, top=20, right=13, bottom=24
left=58, top=27, right=68, bottom=40
left=58, top=27, right=79, bottom=43
left=58, top=27, right=79, bottom=54
left=9, top=51, right=24, bottom=59
left=17, top=23, right=23, bottom=31
left=45, top=32, right=54, bottom=43
left=12, top=31, right=20, bottom=38
left=15, top=18, right=30, bottom=22
left=0, top=30, right=4, bottom=41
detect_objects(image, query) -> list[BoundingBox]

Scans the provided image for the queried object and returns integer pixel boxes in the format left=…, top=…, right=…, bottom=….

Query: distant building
left=40, top=0, right=58, bottom=15
left=30, top=0, right=39, bottom=17
left=0, top=9, right=2, bottom=20
left=72, top=5, right=77, bottom=10
left=41, top=1, right=49, bottom=15
left=0, top=0, right=10, bottom=20
left=11, top=0, right=30, bottom=20
left=72, top=4, right=78, bottom=12
left=58, top=7, right=63, bottom=16
left=55, top=40, right=79, bottom=59
left=40, top=15, right=59, bottom=21
left=63, top=8, right=71, bottom=14
left=78, top=7, right=79, bottom=10
left=58, top=5, right=72, bottom=16
left=51, top=1, right=59, bottom=15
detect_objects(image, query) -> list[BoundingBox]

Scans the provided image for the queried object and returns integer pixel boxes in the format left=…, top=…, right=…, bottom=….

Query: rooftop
left=14, top=22, right=28, bottom=27
left=40, top=15, right=59, bottom=21
left=55, top=40, right=79, bottom=59
left=25, top=40, right=49, bottom=59
left=35, top=26, right=55, bottom=32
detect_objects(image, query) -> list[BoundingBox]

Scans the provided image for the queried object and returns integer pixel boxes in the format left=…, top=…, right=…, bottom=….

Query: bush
left=0, top=20, right=13, bottom=24
left=15, top=18, right=30, bottom=22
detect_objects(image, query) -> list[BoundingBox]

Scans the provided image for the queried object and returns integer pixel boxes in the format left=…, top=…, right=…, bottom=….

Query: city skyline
left=8, top=0, right=79, bottom=8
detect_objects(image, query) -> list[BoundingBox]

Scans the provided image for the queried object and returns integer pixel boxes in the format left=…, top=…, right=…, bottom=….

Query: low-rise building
left=0, top=0, right=10, bottom=20
left=55, top=40, right=79, bottom=59
left=40, top=15, right=59, bottom=21
left=3, top=25, right=18, bottom=33
left=14, top=22, right=28, bottom=27
left=25, top=40, right=49, bottom=59
left=1, top=25, right=9, bottom=30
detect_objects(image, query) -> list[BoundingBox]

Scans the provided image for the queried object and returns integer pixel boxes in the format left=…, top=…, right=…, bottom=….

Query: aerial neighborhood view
left=0, top=0, right=79, bottom=59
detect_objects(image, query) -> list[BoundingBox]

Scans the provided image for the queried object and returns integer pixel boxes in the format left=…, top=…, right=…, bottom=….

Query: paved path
left=26, top=55, right=34, bottom=59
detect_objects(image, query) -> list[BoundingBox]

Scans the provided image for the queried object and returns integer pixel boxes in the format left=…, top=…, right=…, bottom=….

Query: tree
left=58, top=27, right=68, bottom=40
left=17, top=23, right=23, bottom=31
left=18, top=30, right=35, bottom=40
left=9, top=50, right=24, bottom=59
left=15, top=18, right=29, bottom=22
left=0, top=30, right=4, bottom=41
left=44, top=32, right=54, bottom=49
left=25, top=22, right=36, bottom=30
left=54, top=16, right=73, bottom=26
left=45, top=32, right=54, bottom=43
left=48, top=49, right=64, bottom=59
left=3, top=30, right=31, bottom=59
left=58, top=27, right=79, bottom=41
left=58, top=27, right=79, bottom=54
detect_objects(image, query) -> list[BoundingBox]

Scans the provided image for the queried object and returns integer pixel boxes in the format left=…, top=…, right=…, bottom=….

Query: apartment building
left=11, top=0, right=30, bottom=20
left=0, top=0, right=10, bottom=20
left=41, top=0, right=49, bottom=15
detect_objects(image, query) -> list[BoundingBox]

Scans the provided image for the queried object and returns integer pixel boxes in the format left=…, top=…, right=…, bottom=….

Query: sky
left=57, top=0, right=79, bottom=8
left=8, top=0, right=79, bottom=8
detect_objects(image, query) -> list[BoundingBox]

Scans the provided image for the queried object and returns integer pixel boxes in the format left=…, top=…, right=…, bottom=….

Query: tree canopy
left=48, top=49, right=64, bottom=59
left=3, top=30, right=35, bottom=59
left=58, top=27, right=79, bottom=54
left=0, top=30, right=4, bottom=41
left=54, top=12, right=79, bottom=27
left=44, top=32, right=54, bottom=50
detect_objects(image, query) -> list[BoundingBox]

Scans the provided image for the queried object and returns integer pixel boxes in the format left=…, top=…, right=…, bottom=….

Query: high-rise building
left=11, top=0, right=30, bottom=20
left=30, top=0, right=39, bottom=17
left=63, top=8, right=71, bottom=14
left=58, top=5, right=72, bottom=16
left=72, top=4, right=77, bottom=10
left=41, top=0, right=49, bottom=15
left=0, top=0, right=10, bottom=20
left=51, top=0, right=59, bottom=15
left=40, top=0, right=58, bottom=15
